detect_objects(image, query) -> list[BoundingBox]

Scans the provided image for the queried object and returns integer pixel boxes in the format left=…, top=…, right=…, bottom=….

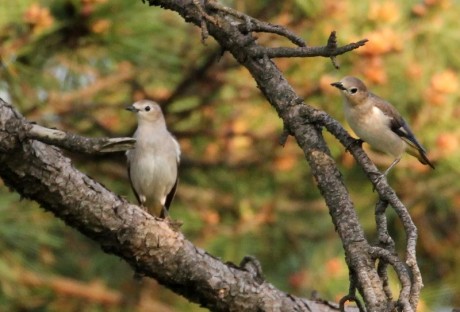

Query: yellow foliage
left=430, top=70, right=459, bottom=94
left=368, top=1, right=401, bottom=24
left=23, top=3, right=54, bottom=33
left=357, top=28, right=402, bottom=56
left=91, top=19, right=111, bottom=34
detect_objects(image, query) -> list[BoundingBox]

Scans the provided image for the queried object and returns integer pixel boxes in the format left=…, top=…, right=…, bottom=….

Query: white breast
left=127, top=127, right=180, bottom=206
left=345, top=104, right=406, bottom=158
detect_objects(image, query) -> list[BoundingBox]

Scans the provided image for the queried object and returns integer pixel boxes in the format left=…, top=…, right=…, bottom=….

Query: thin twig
left=375, top=200, right=395, bottom=300
left=192, top=0, right=218, bottom=43
left=248, top=39, right=368, bottom=58
left=26, top=123, right=135, bottom=154
left=379, top=190, right=423, bottom=310
left=326, top=31, right=340, bottom=69
left=368, top=246, right=413, bottom=312
left=339, top=272, right=365, bottom=312
left=206, top=1, right=306, bottom=47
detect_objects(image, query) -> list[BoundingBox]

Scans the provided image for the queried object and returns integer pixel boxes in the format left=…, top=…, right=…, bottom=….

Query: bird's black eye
left=350, top=87, right=358, bottom=94
left=145, top=106, right=151, bottom=112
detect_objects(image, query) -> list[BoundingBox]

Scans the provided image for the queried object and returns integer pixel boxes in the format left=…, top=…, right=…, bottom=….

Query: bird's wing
left=372, top=94, right=435, bottom=168
left=172, top=136, right=181, bottom=163
left=161, top=136, right=181, bottom=218
left=372, top=94, right=426, bottom=152
left=127, top=162, right=141, bottom=204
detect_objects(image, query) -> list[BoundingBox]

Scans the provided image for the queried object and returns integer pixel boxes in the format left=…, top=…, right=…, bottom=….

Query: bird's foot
left=165, top=217, right=183, bottom=231
left=368, top=171, right=386, bottom=192
left=159, top=206, right=183, bottom=229
left=345, top=138, right=364, bottom=152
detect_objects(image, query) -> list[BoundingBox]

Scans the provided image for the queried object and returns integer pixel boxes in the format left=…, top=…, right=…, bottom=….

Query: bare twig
left=375, top=200, right=395, bottom=301
left=278, top=127, right=290, bottom=147
left=381, top=191, right=423, bottom=310
left=326, top=31, right=340, bottom=69
left=206, top=1, right=306, bottom=47
left=248, top=38, right=368, bottom=58
left=369, top=247, right=413, bottom=312
left=192, top=0, right=218, bottom=43
left=339, top=272, right=365, bottom=312
left=26, top=123, right=135, bottom=154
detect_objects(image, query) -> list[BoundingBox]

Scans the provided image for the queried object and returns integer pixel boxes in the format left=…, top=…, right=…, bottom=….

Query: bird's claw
left=368, top=170, right=386, bottom=192
left=166, top=217, right=183, bottom=231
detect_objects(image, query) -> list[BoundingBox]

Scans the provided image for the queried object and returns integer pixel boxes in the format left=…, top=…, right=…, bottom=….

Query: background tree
left=0, top=0, right=459, bottom=311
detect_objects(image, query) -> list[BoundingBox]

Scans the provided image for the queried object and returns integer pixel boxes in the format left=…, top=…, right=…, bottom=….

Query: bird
left=331, top=76, right=434, bottom=176
left=126, top=100, right=181, bottom=218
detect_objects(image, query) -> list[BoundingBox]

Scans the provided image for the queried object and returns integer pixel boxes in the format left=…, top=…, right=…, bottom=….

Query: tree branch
left=27, top=123, right=136, bottom=154
left=247, top=38, right=368, bottom=58
left=205, top=0, right=307, bottom=47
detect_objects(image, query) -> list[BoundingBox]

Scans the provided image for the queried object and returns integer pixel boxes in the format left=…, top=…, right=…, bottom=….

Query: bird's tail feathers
left=406, top=145, right=435, bottom=169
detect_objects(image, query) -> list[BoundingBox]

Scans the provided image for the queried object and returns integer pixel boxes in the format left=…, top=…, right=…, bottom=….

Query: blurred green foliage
left=0, top=0, right=459, bottom=311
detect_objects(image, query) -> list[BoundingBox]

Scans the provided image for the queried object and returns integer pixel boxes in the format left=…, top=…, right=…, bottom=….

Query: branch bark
left=27, top=123, right=136, bottom=153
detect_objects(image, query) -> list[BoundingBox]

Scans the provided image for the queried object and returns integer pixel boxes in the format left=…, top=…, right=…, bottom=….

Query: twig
left=382, top=191, right=423, bottom=310
left=339, top=273, right=365, bottom=312
left=326, top=31, right=340, bottom=69
left=375, top=200, right=395, bottom=300
left=206, top=1, right=306, bottom=47
left=192, top=0, right=218, bottom=43
left=26, top=123, right=135, bottom=154
left=248, top=38, right=368, bottom=58
left=368, top=246, right=413, bottom=312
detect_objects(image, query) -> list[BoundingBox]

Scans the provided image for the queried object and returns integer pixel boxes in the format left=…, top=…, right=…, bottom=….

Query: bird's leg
left=139, top=196, right=148, bottom=211
left=160, top=206, right=169, bottom=219
left=383, top=157, right=401, bottom=177
left=370, top=157, right=401, bottom=191
left=161, top=206, right=183, bottom=229
left=368, top=171, right=386, bottom=192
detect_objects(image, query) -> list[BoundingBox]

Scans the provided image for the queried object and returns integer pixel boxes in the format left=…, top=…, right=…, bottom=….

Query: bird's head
left=126, top=100, right=164, bottom=123
left=331, top=76, right=369, bottom=107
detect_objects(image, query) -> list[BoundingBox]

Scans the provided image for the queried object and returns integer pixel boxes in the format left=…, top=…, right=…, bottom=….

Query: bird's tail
left=407, top=145, right=435, bottom=169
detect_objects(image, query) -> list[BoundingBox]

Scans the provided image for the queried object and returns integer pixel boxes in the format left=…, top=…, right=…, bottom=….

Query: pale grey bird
left=126, top=100, right=181, bottom=218
left=331, top=76, right=434, bottom=176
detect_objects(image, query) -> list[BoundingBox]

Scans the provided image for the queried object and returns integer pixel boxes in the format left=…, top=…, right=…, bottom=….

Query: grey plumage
left=331, top=76, right=434, bottom=175
left=126, top=100, right=180, bottom=217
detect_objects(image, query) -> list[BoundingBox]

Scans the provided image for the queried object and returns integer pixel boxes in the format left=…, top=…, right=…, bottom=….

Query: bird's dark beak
left=331, top=82, right=346, bottom=91
left=125, top=105, right=139, bottom=112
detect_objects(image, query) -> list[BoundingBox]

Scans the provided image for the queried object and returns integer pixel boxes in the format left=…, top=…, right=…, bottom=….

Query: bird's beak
left=331, top=82, right=347, bottom=91
left=125, top=105, right=139, bottom=112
